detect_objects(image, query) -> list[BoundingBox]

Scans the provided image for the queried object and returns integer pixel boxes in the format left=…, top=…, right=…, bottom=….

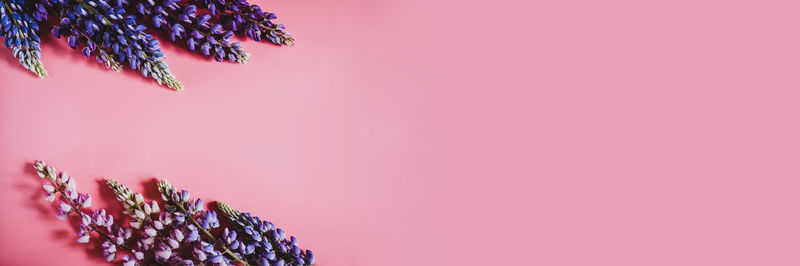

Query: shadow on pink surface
left=95, top=179, right=125, bottom=220
left=0, top=49, right=28, bottom=76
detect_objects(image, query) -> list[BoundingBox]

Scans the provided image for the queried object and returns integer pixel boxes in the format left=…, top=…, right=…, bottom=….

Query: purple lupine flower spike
left=32, top=163, right=313, bottom=265
left=33, top=161, right=134, bottom=263
left=194, top=0, right=294, bottom=46
left=218, top=202, right=315, bottom=265
left=107, top=179, right=198, bottom=264
left=44, top=0, right=183, bottom=90
left=0, top=0, right=47, bottom=77
left=132, top=0, right=250, bottom=63
left=158, top=179, right=251, bottom=265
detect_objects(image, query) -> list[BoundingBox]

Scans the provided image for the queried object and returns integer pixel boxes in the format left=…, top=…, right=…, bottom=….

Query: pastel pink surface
left=2, top=0, right=800, bottom=265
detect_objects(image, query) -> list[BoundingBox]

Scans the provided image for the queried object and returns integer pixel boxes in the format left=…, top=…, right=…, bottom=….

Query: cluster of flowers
left=0, top=0, right=293, bottom=90
left=1, top=0, right=47, bottom=77
left=34, top=161, right=314, bottom=266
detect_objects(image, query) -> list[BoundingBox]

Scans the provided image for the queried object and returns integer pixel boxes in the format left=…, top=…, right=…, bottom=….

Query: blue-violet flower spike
left=0, top=0, right=47, bottom=77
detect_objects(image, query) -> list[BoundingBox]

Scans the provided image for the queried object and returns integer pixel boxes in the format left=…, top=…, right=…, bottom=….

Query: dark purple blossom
left=4, top=0, right=293, bottom=89
left=1, top=0, right=47, bottom=77
left=218, top=202, right=315, bottom=266
left=47, top=0, right=183, bottom=90
left=194, top=0, right=293, bottom=46
left=133, top=0, right=250, bottom=63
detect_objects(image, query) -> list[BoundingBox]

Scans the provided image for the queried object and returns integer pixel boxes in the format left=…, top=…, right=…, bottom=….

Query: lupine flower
left=46, top=0, right=184, bottom=90
left=133, top=0, right=250, bottom=63
left=33, top=161, right=134, bottom=263
left=30, top=162, right=315, bottom=265
left=108, top=179, right=199, bottom=264
left=107, top=179, right=161, bottom=228
left=196, top=0, right=293, bottom=46
left=158, top=179, right=251, bottom=265
left=218, top=202, right=315, bottom=265
left=0, top=0, right=47, bottom=77
left=4, top=0, right=293, bottom=89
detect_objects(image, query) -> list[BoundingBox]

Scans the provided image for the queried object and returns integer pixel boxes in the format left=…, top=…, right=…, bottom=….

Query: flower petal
left=77, top=235, right=90, bottom=243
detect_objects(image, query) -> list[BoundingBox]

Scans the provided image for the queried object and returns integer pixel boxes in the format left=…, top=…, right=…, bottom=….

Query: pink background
left=2, top=0, right=800, bottom=265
